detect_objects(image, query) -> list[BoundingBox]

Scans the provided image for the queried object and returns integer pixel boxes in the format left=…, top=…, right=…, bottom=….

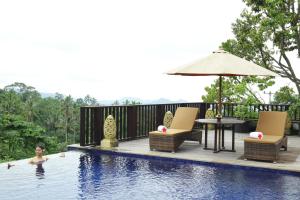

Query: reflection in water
left=148, top=159, right=182, bottom=174
left=204, top=167, right=286, bottom=200
left=76, top=153, right=300, bottom=200
left=1, top=151, right=299, bottom=200
left=78, top=154, right=103, bottom=199
left=101, top=154, right=112, bottom=163
left=36, top=163, right=45, bottom=179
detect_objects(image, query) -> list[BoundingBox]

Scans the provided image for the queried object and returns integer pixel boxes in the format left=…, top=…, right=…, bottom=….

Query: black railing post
left=90, top=108, right=95, bottom=144
left=180, top=103, right=187, bottom=107
left=127, top=106, right=137, bottom=139
left=85, top=108, right=90, bottom=145
left=80, top=107, right=86, bottom=146
left=199, top=103, right=208, bottom=119
left=93, top=107, right=101, bottom=145
left=99, top=107, right=105, bottom=141
left=156, top=104, right=164, bottom=127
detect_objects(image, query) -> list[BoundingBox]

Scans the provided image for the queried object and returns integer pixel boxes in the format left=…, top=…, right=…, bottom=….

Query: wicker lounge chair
left=149, top=107, right=199, bottom=152
left=244, top=111, right=288, bottom=162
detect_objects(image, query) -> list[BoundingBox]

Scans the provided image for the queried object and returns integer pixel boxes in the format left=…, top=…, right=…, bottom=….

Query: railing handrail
left=81, top=102, right=205, bottom=108
left=81, top=102, right=295, bottom=108
left=79, top=102, right=300, bottom=146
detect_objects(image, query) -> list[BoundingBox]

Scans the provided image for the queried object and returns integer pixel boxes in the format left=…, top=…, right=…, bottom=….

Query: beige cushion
left=256, top=111, right=287, bottom=136
left=170, top=107, right=199, bottom=130
left=244, top=135, right=283, bottom=144
left=149, top=129, right=190, bottom=136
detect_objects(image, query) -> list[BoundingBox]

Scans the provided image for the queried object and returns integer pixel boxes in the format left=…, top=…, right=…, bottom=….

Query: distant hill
left=40, top=92, right=188, bottom=105
left=143, top=98, right=188, bottom=104
left=98, top=97, right=188, bottom=105
left=40, top=92, right=57, bottom=98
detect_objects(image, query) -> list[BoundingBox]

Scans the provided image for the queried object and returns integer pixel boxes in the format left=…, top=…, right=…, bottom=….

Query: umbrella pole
left=216, top=75, right=222, bottom=121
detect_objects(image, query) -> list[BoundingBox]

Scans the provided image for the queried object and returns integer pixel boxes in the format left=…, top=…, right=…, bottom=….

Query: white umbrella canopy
left=166, top=49, right=278, bottom=120
left=167, top=49, right=278, bottom=76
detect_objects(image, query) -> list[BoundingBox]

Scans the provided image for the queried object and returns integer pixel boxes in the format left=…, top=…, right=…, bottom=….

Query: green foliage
left=272, top=86, right=299, bottom=118
left=273, top=86, right=297, bottom=104
left=234, top=105, right=259, bottom=120
left=0, top=82, right=98, bottom=163
left=202, top=76, right=273, bottom=104
left=222, top=0, right=300, bottom=95
left=202, top=76, right=265, bottom=120
left=83, top=95, right=98, bottom=106
left=204, top=0, right=300, bottom=107
left=234, top=97, right=260, bottom=120
left=0, top=89, right=24, bottom=115
left=288, top=98, right=300, bottom=118
left=122, top=99, right=141, bottom=105
left=0, top=113, right=58, bottom=161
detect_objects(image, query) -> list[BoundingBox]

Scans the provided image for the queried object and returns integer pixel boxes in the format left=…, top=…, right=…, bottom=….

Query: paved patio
left=70, top=131, right=300, bottom=173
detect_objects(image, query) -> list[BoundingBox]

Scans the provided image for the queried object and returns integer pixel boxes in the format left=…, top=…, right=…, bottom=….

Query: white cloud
left=1, top=0, right=298, bottom=102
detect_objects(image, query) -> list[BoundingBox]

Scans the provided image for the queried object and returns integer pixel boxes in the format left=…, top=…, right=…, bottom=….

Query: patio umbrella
left=167, top=49, right=278, bottom=120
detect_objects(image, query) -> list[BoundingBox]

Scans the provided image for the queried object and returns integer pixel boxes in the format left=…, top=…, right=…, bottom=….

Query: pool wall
left=68, top=146, right=300, bottom=177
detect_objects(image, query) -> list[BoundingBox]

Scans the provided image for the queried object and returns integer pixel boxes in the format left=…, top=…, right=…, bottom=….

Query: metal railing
left=80, top=102, right=300, bottom=146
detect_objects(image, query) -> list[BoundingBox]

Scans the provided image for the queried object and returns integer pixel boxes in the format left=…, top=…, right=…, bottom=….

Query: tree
left=0, top=82, right=99, bottom=162
left=0, top=113, right=58, bottom=161
left=0, top=89, right=24, bottom=115
left=4, top=82, right=41, bottom=121
left=112, top=100, right=120, bottom=105
left=202, top=76, right=274, bottom=104
left=222, top=0, right=300, bottom=95
left=205, top=0, right=300, bottom=105
left=75, top=98, right=86, bottom=106
left=34, top=97, right=63, bottom=136
left=62, top=95, right=75, bottom=143
left=122, top=99, right=141, bottom=105
left=84, top=95, right=98, bottom=106
left=273, top=86, right=298, bottom=104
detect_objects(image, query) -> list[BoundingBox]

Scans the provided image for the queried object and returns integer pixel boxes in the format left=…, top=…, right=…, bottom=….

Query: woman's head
left=35, top=144, right=45, bottom=157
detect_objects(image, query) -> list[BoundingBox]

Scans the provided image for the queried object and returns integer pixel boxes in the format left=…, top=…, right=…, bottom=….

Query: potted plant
left=234, top=104, right=258, bottom=133
left=287, top=100, right=300, bottom=135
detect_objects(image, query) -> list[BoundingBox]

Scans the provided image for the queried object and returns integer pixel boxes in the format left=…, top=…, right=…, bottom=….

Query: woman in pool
left=29, top=144, right=48, bottom=164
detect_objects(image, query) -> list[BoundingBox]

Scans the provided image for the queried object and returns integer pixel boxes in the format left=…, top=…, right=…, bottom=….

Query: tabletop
left=195, top=118, right=245, bottom=125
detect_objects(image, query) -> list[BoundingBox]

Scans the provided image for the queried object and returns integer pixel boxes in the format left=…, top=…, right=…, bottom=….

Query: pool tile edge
left=68, top=144, right=300, bottom=175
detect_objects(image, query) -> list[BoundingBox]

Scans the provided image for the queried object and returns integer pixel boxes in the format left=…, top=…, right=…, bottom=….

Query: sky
left=0, top=0, right=299, bottom=102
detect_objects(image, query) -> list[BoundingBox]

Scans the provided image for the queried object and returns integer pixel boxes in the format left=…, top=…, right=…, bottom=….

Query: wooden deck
left=70, top=131, right=300, bottom=173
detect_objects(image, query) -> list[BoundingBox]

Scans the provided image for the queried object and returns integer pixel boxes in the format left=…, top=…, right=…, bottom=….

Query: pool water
left=0, top=151, right=300, bottom=200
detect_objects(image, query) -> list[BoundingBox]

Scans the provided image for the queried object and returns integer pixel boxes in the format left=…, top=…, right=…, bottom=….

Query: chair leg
left=281, top=136, right=288, bottom=151
left=282, top=146, right=287, bottom=151
left=199, top=132, right=202, bottom=144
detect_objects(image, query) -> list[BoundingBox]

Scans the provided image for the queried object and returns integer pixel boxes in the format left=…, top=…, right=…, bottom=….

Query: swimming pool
left=1, top=150, right=300, bottom=200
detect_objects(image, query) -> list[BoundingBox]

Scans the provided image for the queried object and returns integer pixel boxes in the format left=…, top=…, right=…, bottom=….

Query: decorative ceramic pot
left=205, top=109, right=215, bottom=119
left=103, top=115, right=116, bottom=139
left=163, top=111, right=173, bottom=128
left=205, top=109, right=215, bottom=130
